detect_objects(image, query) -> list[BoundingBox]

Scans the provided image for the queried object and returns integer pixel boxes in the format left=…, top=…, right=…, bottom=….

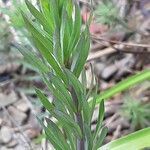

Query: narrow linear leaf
left=25, top=0, right=52, bottom=35
left=35, top=88, right=54, bottom=112
left=53, top=28, right=63, bottom=64
left=22, top=12, right=53, bottom=52
left=36, top=88, right=79, bottom=137
left=46, top=118, right=70, bottom=150
left=17, top=44, right=49, bottom=73
left=61, top=8, right=71, bottom=60
left=99, top=127, right=150, bottom=150
left=37, top=118, right=63, bottom=150
left=50, top=0, right=60, bottom=28
left=95, top=69, right=150, bottom=104
left=96, top=100, right=105, bottom=132
left=65, top=130, right=76, bottom=150
left=54, top=110, right=82, bottom=138
left=42, top=75, right=69, bottom=113
left=49, top=74, right=76, bottom=113
left=94, top=126, right=108, bottom=150
left=72, top=29, right=90, bottom=78
left=93, top=100, right=105, bottom=144
left=39, top=0, right=54, bottom=30
left=64, top=69, right=85, bottom=111
left=84, top=124, right=93, bottom=150
left=66, top=3, right=82, bottom=62
left=33, top=36, right=67, bottom=83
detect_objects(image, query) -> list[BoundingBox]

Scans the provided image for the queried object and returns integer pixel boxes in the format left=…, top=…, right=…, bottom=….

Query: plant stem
left=76, top=112, right=85, bottom=150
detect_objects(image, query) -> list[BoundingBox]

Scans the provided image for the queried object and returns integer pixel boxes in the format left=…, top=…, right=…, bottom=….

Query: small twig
left=88, top=38, right=150, bottom=61
left=105, top=113, right=120, bottom=127
left=87, top=44, right=122, bottom=61
left=92, top=35, right=150, bottom=48
left=112, top=125, right=121, bottom=140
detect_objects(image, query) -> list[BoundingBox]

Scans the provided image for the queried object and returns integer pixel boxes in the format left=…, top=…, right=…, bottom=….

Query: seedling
left=18, top=0, right=150, bottom=149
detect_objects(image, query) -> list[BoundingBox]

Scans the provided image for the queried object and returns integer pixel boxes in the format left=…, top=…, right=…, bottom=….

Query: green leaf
left=65, top=130, right=76, bottom=150
left=22, top=12, right=53, bottom=52
left=39, top=0, right=54, bottom=30
left=37, top=118, right=63, bottom=150
left=72, top=29, right=90, bottom=78
left=65, top=3, right=82, bottom=62
left=95, top=69, right=150, bottom=104
left=53, top=28, right=63, bottom=64
left=25, top=0, right=52, bottom=35
left=36, top=88, right=81, bottom=138
left=54, top=110, right=82, bottom=138
left=35, top=88, right=54, bottom=112
left=60, top=8, right=71, bottom=60
left=93, top=100, right=105, bottom=145
left=50, top=0, right=60, bottom=28
left=64, top=69, right=85, bottom=111
left=84, top=124, right=93, bottom=150
left=96, top=100, right=105, bottom=132
left=45, top=118, right=70, bottom=150
left=17, top=44, right=50, bottom=74
left=66, top=0, right=73, bottom=17
left=42, top=75, right=75, bottom=115
left=32, top=36, right=67, bottom=83
left=94, top=126, right=108, bottom=150
left=99, top=127, right=150, bottom=150
left=82, top=100, right=91, bottom=125
left=49, top=74, right=76, bottom=113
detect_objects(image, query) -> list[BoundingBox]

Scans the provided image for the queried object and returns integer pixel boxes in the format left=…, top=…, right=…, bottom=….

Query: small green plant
left=94, top=1, right=118, bottom=26
left=121, top=95, right=150, bottom=130
left=18, top=0, right=150, bottom=150
left=94, top=0, right=130, bottom=29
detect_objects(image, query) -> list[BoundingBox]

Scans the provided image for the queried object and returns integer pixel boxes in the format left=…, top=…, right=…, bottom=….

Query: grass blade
left=17, top=44, right=50, bottom=74
left=37, top=118, right=63, bottom=150
left=25, top=0, right=52, bottom=35
left=46, top=118, right=70, bottom=150
left=94, top=126, right=108, bottom=150
left=33, top=36, right=66, bottom=83
left=99, top=127, right=150, bottom=150
left=72, top=29, right=90, bottom=78
left=35, top=88, right=54, bottom=112
left=22, top=12, right=53, bottom=52
left=95, top=69, right=150, bottom=104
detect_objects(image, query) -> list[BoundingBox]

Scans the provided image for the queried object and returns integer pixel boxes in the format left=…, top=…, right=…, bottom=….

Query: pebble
left=7, top=106, right=27, bottom=125
left=0, top=91, right=18, bottom=107
left=7, top=139, right=18, bottom=148
left=15, top=145, right=27, bottom=150
left=24, top=128, right=40, bottom=139
left=0, top=146, right=13, bottom=150
left=101, top=64, right=118, bottom=80
left=0, top=126, right=12, bottom=144
left=14, top=100, right=30, bottom=113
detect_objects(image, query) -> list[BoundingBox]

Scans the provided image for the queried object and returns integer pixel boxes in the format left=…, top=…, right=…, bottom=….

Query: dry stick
left=87, top=44, right=122, bottom=61
left=2, top=106, right=33, bottom=150
left=88, top=38, right=150, bottom=61
left=112, top=125, right=122, bottom=140
left=92, top=35, right=150, bottom=48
